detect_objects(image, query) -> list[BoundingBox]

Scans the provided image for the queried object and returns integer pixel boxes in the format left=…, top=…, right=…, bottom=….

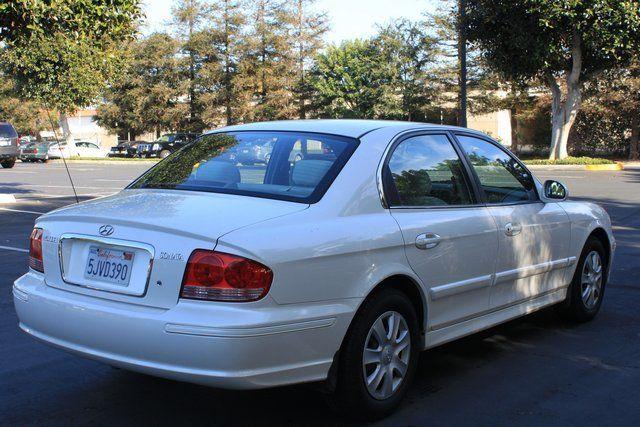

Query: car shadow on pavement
left=0, top=183, right=36, bottom=195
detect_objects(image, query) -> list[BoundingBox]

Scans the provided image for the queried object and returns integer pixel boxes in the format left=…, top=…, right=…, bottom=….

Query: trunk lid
left=38, top=189, right=307, bottom=308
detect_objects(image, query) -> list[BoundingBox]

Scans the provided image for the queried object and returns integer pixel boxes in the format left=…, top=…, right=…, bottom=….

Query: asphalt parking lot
left=1, top=161, right=640, bottom=426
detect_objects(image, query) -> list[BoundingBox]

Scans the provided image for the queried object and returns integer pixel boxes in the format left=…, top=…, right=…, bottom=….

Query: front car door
left=454, top=133, right=571, bottom=310
left=383, top=133, right=499, bottom=329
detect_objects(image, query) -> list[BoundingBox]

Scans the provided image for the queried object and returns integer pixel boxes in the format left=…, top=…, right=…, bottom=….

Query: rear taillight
left=180, top=250, right=273, bottom=302
left=29, top=228, right=44, bottom=272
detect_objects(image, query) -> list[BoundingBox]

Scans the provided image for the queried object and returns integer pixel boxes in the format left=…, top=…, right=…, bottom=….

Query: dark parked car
left=136, top=133, right=198, bottom=158
left=0, top=122, right=19, bottom=168
left=109, top=140, right=145, bottom=158
left=20, top=142, right=50, bottom=163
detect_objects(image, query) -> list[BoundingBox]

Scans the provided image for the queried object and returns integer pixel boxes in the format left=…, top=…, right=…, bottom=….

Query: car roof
left=208, top=119, right=488, bottom=139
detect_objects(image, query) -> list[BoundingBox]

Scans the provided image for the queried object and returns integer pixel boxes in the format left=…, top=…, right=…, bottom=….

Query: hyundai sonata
left=13, top=120, right=614, bottom=419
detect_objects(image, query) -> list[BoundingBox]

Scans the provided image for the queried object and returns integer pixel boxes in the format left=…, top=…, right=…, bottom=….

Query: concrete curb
left=0, top=194, right=16, bottom=204
left=585, top=162, right=624, bottom=171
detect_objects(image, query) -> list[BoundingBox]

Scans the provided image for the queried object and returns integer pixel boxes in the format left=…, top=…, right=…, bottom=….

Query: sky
left=141, top=0, right=437, bottom=44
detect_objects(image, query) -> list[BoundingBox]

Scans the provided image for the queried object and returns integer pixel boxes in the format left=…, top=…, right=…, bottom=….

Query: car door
left=85, top=143, right=103, bottom=157
left=384, top=133, right=499, bottom=329
left=73, top=142, right=86, bottom=157
left=454, top=133, right=571, bottom=310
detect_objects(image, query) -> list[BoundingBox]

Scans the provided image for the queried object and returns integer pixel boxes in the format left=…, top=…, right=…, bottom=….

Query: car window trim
left=450, top=131, right=541, bottom=205
left=378, top=130, right=483, bottom=210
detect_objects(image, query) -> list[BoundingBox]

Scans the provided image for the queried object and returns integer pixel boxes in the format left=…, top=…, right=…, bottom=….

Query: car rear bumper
left=13, top=272, right=357, bottom=389
left=0, top=146, right=18, bottom=158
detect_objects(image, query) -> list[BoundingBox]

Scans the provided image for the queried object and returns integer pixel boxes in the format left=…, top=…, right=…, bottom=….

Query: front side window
left=129, top=131, right=358, bottom=203
left=385, top=134, right=472, bottom=207
left=456, top=135, right=537, bottom=204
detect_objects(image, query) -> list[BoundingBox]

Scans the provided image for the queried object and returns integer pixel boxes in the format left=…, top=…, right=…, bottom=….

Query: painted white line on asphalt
left=0, top=245, right=28, bottom=253
left=0, top=207, right=46, bottom=215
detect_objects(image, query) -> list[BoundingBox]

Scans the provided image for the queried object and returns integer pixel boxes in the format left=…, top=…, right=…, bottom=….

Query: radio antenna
left=47, top=110, right=79, bottom=204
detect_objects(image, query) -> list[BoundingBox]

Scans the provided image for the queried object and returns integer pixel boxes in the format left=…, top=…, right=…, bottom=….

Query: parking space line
left=0, top=245, right=28, bottom=253
left=0, top=207, right=47, bottom=215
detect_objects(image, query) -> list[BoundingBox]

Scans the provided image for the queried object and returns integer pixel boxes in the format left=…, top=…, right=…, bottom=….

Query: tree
left=466, top=0, right=640, bottom=159
left=310, top=39, right=400, bottom=119
left=0, top=0, right=141, bottom=139
left=426, top=1, right=495, bottom=126
left=95, top=33, right=186, bottom=138
left=287, top=0, right=328, bottom=118
left=374, top=19, right=439, bottom=121
left=0, top=77, right=49, bottom=136
left=574, top=61, right=640, bottom=159
left=198, top=0, right=247, bottom=126
left=172, top=0, right=208, bottom=132
left=237, top=0, right=297, bottom=121
left=457, top=0, right=468, bottom=127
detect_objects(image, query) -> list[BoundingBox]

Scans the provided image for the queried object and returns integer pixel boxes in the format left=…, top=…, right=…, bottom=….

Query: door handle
left=504, top=222, right=522, bottom=236
left=415, top=233, right=441, bottom=250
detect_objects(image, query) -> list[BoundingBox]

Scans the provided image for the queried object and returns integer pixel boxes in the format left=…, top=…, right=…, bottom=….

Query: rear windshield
left=128, top=131, right=359, bottom=203
left=0, top=123, right=18, bottom=138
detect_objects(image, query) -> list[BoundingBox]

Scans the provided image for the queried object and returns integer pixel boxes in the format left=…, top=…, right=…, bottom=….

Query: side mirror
left=544, top=180, right=568, bottom=200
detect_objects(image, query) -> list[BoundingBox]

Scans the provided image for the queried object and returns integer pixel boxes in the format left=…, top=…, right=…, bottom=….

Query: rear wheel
left=1, top=159, right=16, bottom=168
left=333, top=288, right=419, bottom=420
left=558, top=237, right=607, bottom=321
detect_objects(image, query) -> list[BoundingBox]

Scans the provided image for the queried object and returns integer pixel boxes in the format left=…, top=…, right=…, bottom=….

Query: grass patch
left=523, top=156, right=615, bottom=165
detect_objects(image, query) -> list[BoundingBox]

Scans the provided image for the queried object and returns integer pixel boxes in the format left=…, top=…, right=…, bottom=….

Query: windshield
left=0, top=123, right=18, bottom=139
left=129, top=131, right=358, bottom=203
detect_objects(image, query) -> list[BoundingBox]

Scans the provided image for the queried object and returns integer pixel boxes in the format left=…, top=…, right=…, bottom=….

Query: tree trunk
left=457, top=0, right=467, bottom=128
left=510, top=107, right=518, bottom=154
left=548, top=31, right=582, bottom=160
left=58, top=113, right=73, bottom=143
left=630, top=114, right=639, bottom=160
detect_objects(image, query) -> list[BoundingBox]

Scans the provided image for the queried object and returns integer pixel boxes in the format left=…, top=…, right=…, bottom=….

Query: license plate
left=84, top=246, right=135, bottom=286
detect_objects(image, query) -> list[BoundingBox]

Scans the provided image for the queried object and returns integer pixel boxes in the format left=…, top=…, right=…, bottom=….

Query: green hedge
left=523, top=157, right=615, bottom=165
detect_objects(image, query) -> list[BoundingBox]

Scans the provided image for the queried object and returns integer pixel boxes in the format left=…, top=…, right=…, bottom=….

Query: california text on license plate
left=84, top=246, right=135, bottom=286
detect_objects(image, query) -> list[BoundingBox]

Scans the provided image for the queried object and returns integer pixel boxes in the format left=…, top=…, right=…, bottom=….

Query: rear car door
left=383, top=133, right=498, bottom=329
left=454, top=133, right=571, bottom=309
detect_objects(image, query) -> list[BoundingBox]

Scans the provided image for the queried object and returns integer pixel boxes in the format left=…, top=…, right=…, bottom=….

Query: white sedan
left=48, top=141, right=108, bottom=158
left=14, top=120, right=614, bottom=419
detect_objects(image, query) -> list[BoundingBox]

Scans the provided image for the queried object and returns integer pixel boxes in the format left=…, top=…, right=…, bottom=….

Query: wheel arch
left=587, top=227, right=612, bottom=268
left=322, top=273, right=428, bottom=393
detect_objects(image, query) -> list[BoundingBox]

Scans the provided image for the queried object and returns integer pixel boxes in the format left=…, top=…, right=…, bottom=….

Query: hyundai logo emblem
left=99, top=225, right=114, bottom=236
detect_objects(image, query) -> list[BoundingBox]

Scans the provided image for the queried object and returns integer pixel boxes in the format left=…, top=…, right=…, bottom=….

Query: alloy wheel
left=362, top=311, right=411, bottom=400
left=581, top=250, right=603, bottom=309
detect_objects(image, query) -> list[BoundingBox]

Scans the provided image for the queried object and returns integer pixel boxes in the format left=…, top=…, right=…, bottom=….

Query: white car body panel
left=13, top=120, right=615, bottom=390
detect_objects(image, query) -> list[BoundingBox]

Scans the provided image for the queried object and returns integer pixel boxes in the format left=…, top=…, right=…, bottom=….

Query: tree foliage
left=0, top=0, right=141, bottom=113
left=466, top=0, right=640, bottom=159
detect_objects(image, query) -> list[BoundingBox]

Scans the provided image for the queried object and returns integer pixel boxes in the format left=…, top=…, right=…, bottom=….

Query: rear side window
left=129, top=131, right=358, bottom=203
left=0, top=123, right=18, bottom=139
left=456, top=135, right=537, bottom=204
left=385, top=134, right=472, bottom=207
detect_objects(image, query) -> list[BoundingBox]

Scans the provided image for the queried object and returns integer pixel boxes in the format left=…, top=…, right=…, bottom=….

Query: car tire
left=159, top=149, right=172, bottom=159
left=557, top=237, right=607, bottom=322
left=333, top=288, right=419, bottom=421
left=1, top=159, right=16, bottom=168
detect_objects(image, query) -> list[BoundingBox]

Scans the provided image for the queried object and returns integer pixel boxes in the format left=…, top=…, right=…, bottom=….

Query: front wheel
left=333, top=288, right=419, bottom=420
left=557, top=237, right=607, bottom=322
left=1, top=159, right=16, bottom=168
left=159, top=149, right=172, bottom=159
